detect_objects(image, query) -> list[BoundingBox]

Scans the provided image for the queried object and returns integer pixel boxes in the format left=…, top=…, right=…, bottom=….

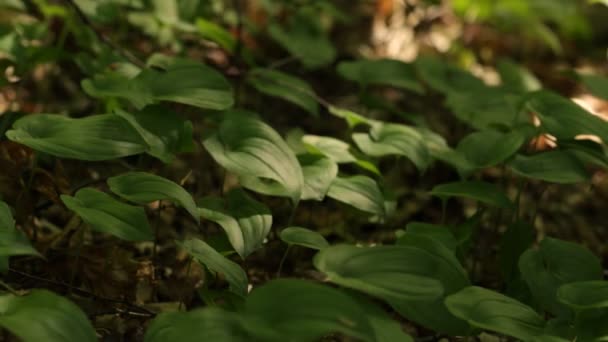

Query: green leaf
left=446, top=286, right=546, bottom=341
left=298, top=154, right=338, bottom=201
left=414, top=56, right=486, bottom=94
left=245, top=279, right=374, bottom=341
left=508, top=151, right=589, bottom=184
left=526, top=90, right=608, bottom=142
left=402, top=222, right=458, bottom=252
left=198, top=188, right=272, bottom=258
left=108, top=171, right=198, bottom=222
left=83, top=57, right=234, bottom=110
left=337, top=59, right=424, bottom=93
left=314, top=241, right=470, bottom=334
left=560, top=139, right=608, bottom=168
left=456, top=129, right=525, bottom=168
left=328, top=106, right=377, bottom=129
left=352, top=123, right=430, bottom=171
left=247, top=68, right=319, bottom=116
left=6, top=114, right=148, bottom=161
left=61, top=188, right=152, bottom=241
left=203, top=112, right=304, bottom=203
left=519, top=237, right=603, bottom=317
left=580, top=74, right=608, bottom=101
left=302, top=134, right=357, bottom=163
left=327, top=175, right=385, bottom=219
left=446, top=88, right=527, bottom=130
left=497, top=59, right=542, bottom=93
left=0, top=201, right=40, bottom=271
left=0, top=290, right=96, bottom=342
left=114, top=106, right=193, bottom=163
left=558, top=281, right=608, bottom=310
left=393, top=234, right=471, bottom=334
left=178, top=238, right=248, bottom=296
left=499, top=221, right=535, bottom=283
left=430, top=181, right=513, bottom=208
left=145, top=307, right=250, bottom=342
left=195, top=18, right=236, bottom=53
left=352, top=295, right=414, bottom=342
left=268, top=12, right=336, bottom=69
left=574, top=309, right=608, bottom=342
left=280, top=227, right=329, bottom=250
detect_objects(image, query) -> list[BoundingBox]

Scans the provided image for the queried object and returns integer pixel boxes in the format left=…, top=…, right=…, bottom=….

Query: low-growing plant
left=1, top=0, right=608, bottom=341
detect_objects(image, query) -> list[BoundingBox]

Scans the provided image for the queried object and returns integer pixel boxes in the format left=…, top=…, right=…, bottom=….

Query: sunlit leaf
left=446, top=286, right=546, bottom=341
left=352, top=123, right=430, bottom=171
left=6, top=114, right=148, bottom=161
left=327, top=176, right=385, bottom=219
left=430, top=181, right=513, bottom=208
left=280, top=227, right=329, bottom=250
left=61, top=188, right=153, bottom=241
left=508, top=151, right=589, bottom=184
left=247, top=68, right=319, bottom=116
left=198, top=188, right=272, bottom=258
left=298, top=154, right=338, bottom=201
left=178, top=238, right=248, bottom=296
left=302, top=134, right=357, bottom=163
left=497, top=59, right=542, bottom=93
left=108, top=171, right=198, bottom=222
left=519, top=237, right=603, bottom=316
left=203, top=112, right=303, bottom=203
left=337, top=59, right=423, bottom=93
left=0, top=290, right=97, bottom=342
left=328, top=106, right=377, bottom=129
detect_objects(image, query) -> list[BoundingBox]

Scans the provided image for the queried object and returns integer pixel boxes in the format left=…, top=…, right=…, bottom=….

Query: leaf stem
left=276, top=245, right=291, bottom=277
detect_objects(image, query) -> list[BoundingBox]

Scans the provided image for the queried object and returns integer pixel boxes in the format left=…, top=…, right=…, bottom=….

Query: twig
left=63, top=0, right=146, bottom=68
left=8, top=268, right=156, bottom=316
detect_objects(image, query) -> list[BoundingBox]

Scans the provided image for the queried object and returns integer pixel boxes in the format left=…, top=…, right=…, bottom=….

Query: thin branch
left=63, top=0, right=146, bottom=68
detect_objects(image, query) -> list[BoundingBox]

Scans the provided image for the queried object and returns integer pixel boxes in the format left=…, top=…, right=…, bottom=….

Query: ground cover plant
left=2, top=0, right=608, bottom=340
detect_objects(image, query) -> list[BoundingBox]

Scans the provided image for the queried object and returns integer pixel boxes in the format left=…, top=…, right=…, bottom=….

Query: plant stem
left=276, top=245, right=291, bottom=277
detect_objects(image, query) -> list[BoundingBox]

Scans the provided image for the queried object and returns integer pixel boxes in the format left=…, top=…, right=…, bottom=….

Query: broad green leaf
left=178, top=238, right=248, bottom=296
left=574, top=309, right=608, bottom=342
left=337, top=59, right=423, bottom=93
left=245, top=279, right=374, bottom=341
left=446, top=88, right=527, bottom=130
left=526, top=90, right=608, bottom=142
left=508, top=151, right=589, bottom=184
left=280, top=227, right=329, bottom=250
left=328, top=106, right=377, bottom=129
left=446, top=286, right=546, bottom=341
left=418, top=128, right=475, bottom=177
left=195, top=18, right=236, bottom=53
left=198, top=188, right=272, bottom=258
left=298, top=154, right=338, bottom=201
left=352, top=295, right=414, bottom=342
left=302, top=134, right=357, bottom=163
left=430, top=181, right=513, bottom=208
left=393, top=234, right=470, bottom=334
left=114, top=106, right=193, bottom=163
left=414, top=56, right=486, bottom=94
left=0, top=201, right=40, bottom=272
left=0, top=290, right=97, bottom=342
left=403, top=222, right=458, bottom=252
left=108, top=171, right=198, bottom=222
left=558, top=281, right=608, bottom=310
left=327, top=176, right=385, bottom=219
left=145, top=307, right=250, bottom=342
left=268, top=12, right=336, bottom=69
left=519, top=237, right=603, bottom=316
left=315, top=241, right=470, bottom=334
left=61, top=188, right=152, bottom=241
left=353, top=123, right=430, bottom=171
left=456, top=130, right=525, bottom=168
left=499, top=221, right=535, bottom=283
left=203, top=112, right=304, bottom=203
left=83, top=57, right=233, bottom=110
left=560, top=139, right=608, bottom=168
left=247, top=68, right=319, bottom=116
left=497, top=59, right=542, bottom=93
left=6, top=114, right=148, bottom=161
left=580, top=74, right=608, bottom=101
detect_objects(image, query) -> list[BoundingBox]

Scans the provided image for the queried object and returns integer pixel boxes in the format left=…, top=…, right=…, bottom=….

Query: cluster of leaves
left=1, top=0, right=608, bottom=341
